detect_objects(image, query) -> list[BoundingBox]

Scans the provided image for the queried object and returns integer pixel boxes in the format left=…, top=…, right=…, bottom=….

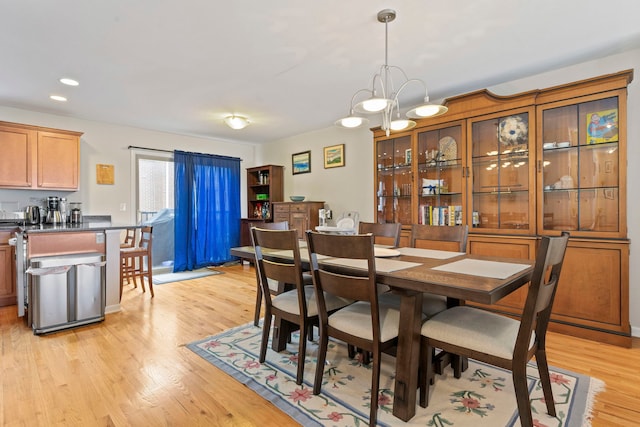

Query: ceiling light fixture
left=336, top=9, right=448, bottom=136
left=50, top=95, right=67, bottom=102
left=224, top=115, right=250, bottom=130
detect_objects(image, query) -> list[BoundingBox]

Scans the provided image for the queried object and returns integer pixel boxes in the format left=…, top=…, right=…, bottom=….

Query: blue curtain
left=173, top=150, right=241, bottom=272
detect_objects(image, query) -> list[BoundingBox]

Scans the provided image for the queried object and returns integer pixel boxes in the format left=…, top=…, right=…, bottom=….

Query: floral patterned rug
left=187, top=322, right=603, bottom=427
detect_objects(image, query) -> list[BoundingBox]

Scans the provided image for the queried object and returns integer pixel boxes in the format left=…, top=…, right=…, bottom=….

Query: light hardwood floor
left=1, top=263, right=639, bottom=426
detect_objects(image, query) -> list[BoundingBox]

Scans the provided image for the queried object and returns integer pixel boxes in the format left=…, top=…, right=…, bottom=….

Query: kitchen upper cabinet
left=0, top=121, right=82, bottom=190
left=0, top=124, right=34, bottom=187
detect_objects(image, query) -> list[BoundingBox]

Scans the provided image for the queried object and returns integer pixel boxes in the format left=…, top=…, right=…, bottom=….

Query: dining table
left=230, top=243, right=534, bottom=422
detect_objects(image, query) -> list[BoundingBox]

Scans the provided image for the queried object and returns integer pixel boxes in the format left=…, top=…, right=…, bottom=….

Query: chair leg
left=138, top=256, right=146, bottom=292
left=147, top=259, right=154, bottom=297
left=254, top=284, right=263, bottom=326
left=369, top=350, right=381, bottom=427
left=313, top=328, right=329, bottom=395
left=296, top=320, right=308, bottom=385
left=535, top=348, right=557, bottom=417
left=259, top=311, right=272, bottom=363
left=513, top=363, right=534, bottom=427
left=347, top=344, right=356, bottom=359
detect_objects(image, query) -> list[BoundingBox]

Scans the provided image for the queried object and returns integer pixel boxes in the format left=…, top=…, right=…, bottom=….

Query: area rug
left=187, top=322, right=603, bottom=427
left=153, top=268, right=222, bottom=284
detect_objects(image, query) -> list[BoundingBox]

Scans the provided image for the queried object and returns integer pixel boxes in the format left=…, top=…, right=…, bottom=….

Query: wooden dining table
left=230, top=244, right=534, bottom=422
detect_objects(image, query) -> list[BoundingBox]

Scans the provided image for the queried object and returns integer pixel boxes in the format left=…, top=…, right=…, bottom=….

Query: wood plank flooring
left=1, top=263, right=639, bottom=426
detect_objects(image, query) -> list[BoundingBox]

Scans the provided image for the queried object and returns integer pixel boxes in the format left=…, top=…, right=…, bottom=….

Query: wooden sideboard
left=272, top=201, right=325, bottom=240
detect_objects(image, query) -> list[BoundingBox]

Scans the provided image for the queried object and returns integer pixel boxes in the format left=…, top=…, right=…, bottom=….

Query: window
left=136, top=154, right=174, bottom=223
left=135, top=153, right=175, bottom=269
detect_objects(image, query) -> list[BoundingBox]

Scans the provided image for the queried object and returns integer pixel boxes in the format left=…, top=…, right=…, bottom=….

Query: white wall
left=261, top=48, right=640, bottom=336
left=0, top=106, right=259, bottom=222
left=258, top=125, right=375, bottom=222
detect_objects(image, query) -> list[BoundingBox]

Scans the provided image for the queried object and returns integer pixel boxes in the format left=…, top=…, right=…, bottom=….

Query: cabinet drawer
left=290, top=203, right=307, bottom=213
left=274, top=204, right=290, bottom=214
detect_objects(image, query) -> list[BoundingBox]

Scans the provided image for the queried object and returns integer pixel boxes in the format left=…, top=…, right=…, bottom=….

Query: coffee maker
left=46, top=196, right=62, bottom=224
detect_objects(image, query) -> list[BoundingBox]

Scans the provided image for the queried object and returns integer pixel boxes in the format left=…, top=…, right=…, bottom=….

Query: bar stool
left=120, top=226, right=154, bottom=299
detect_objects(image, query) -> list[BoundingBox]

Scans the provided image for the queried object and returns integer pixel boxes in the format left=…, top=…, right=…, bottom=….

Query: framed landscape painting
left=324, top=144, right=345, bottom=168
left=292, top=150, right=311, bottom=174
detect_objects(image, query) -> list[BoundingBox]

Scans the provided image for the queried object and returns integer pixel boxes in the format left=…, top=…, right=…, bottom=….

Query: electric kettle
left=25, top=205, right=41, bottom=225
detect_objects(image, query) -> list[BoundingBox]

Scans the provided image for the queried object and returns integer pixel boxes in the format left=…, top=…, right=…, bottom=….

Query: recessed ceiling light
left=60, top=78, right=79, bottom=86
left=50, top=95, right=67, bottom=102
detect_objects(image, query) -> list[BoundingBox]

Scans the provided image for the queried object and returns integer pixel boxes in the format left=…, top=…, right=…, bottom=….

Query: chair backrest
left=251, top=227, right=308, bottom=315
left=139, top=226, right=153, bottom=252
left=257, top=221, right=289, bottom=230
left=121, top=228, right=136, bottom=248
left=410, top=224, right=468, bottom=252
left=515, top=232, right=569, bottom=358
left=306, top=231, right=379, bottom=334
left=358, top=222, right=401, bottom=247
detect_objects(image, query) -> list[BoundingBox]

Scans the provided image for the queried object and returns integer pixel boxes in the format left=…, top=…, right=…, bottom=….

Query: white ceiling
left=2, top=1, right=640, bottom=144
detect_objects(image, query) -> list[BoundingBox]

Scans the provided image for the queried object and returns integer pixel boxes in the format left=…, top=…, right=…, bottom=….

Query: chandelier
left=335, top=9, right=447, bottom=136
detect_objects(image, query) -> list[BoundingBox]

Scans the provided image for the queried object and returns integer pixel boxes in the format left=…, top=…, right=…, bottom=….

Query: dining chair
left=380, top=224, right=469, bottom=318
left=252, top=221, right=290, bottom=326
left=410, top=224, right=468, bottom=252
left=306, top=230, right=401, bottom=427
left=358, top=221, right=402, bottom=247
left=120, top=226, right=154, bottom=300
left=419, top=232, right=570, bottom=427
left=251, top=227, right=351, bottom=385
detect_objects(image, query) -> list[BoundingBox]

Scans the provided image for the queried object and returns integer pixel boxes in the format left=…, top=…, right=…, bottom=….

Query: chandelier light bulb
left=389, top=119, right=416, bottom=131
left=361, top=98, right=389, bottom=112
left=336, top=116, right=366, bottom=128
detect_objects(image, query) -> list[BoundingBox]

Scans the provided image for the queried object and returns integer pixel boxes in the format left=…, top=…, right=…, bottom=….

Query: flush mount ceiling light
left=336, top=9, right=448, bottom=136
left=59, top=78, right=79, bottom=86
left=224, top=115, right=250, bottom=130
left=49, top=95, right=67, bottom=102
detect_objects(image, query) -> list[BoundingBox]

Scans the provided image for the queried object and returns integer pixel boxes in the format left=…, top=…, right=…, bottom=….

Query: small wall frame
left=324, top=144, right=345, bottom=169
left=292, top=150, right=311, bottom=175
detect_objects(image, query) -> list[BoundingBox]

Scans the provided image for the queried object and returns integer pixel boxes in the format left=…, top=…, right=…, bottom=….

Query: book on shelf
left=418, top=204, right=463, bottom=226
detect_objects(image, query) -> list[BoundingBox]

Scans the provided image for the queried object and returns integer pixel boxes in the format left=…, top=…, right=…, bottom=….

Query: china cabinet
left=372, top=69, right=633, bottom=346
left=0, top=121, right=82, bottom=190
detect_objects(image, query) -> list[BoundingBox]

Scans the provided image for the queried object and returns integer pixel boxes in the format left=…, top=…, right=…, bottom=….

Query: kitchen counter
left=13, top=217, right=140, bottom=317
left=19, top=223, right=139, bottom=233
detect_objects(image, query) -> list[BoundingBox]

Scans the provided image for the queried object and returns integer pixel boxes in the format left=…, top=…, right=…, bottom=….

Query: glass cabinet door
left=416, top=124, right=464, bottom=225
left=470, top=110, right=534, bottom=234
left=375, top=135, right=412, bottom=224
left=540, top=96, right=621, bottom=236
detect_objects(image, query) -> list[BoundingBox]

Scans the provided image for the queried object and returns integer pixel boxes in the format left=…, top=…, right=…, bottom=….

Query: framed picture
left=324, top=144, right=345, bottom=169
left=292, top=150, right=311, bottom=175
left=405, top=148, right=412, bottom=165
